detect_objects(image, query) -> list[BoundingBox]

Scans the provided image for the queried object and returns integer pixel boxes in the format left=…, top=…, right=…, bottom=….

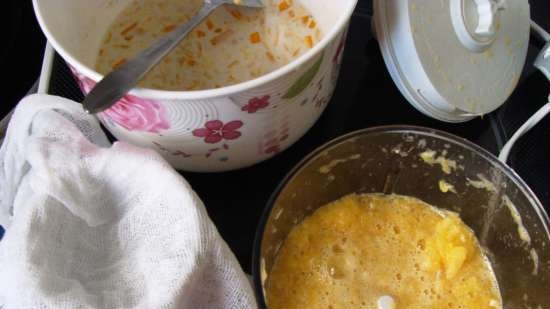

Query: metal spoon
left=83, top=0, right=264, bottom=114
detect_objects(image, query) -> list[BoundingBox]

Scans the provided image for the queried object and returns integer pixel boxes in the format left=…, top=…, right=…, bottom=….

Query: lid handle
left=451, top=0, right=506, bottom=52
left=474, top=0, right=506, bottom=37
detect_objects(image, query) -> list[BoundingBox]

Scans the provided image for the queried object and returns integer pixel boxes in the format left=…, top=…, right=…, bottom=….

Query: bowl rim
left=32, top=0, right=358, bottom=100
left=251, top=125, right=549, bottom=308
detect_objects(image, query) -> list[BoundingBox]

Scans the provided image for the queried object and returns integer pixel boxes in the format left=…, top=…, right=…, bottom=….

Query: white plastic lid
left=374, top=0, right=531, bottom=122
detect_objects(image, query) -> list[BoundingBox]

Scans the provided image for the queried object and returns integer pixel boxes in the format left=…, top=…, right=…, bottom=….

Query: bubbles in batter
left=266, top=193, right=502, bottom=309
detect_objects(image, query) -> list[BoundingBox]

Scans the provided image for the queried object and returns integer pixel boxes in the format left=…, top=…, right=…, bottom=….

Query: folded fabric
left=0, top=94, right=256, bottom=309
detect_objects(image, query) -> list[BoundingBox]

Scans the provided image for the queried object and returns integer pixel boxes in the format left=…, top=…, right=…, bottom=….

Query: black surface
left=498, top=72, right=550, bottom=209
left=1, top=0, right=45, bottom=112
left=3, top=0, right=550, bottom=272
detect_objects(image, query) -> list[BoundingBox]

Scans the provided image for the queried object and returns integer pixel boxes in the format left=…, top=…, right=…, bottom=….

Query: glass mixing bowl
left=253, top=126, right=550, bottom=309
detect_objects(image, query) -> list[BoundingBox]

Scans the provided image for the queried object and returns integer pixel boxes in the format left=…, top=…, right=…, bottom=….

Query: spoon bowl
left=82, top=0, right=264, bottom=114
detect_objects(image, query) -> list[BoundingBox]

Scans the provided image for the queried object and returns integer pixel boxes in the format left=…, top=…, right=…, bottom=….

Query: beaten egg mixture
left=266, top=194, right=501, bottom=309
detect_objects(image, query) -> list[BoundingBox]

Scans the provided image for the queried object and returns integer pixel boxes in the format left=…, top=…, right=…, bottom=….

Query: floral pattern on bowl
left=242, top=96, right=271, bottom=114
left=71, top=69, right=171, bottom=134
left=63, top=25, right=347, bottom=171
left=102, top=96, right=170, bottom=133
left=192, top=120, right=244, bottom=144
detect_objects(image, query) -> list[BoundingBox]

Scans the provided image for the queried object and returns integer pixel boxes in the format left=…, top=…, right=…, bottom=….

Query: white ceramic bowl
left=33, top=0, right=358, bottom=172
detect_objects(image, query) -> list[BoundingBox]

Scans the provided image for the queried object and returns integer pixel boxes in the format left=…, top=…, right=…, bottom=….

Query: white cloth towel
left=0, top=94, right=257, bottom=309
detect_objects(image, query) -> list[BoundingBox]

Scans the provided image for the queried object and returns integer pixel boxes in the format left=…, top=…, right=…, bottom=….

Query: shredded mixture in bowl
left=96, top=0, right=323, bottom=91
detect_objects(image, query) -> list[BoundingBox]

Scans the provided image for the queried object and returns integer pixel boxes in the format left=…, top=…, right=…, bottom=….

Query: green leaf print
left=283, top=52, right=324, bottom=99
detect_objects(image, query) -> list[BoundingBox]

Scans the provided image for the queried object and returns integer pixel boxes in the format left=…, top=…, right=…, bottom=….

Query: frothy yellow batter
left=266, top=194, right=501, bottom=309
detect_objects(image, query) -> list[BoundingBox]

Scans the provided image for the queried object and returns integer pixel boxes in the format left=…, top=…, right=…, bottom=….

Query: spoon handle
left=83, top=2, right=220, bottom=114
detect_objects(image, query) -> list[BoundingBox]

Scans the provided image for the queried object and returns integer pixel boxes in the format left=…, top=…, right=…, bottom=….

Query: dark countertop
left=2, top=0, right=549, bottom=272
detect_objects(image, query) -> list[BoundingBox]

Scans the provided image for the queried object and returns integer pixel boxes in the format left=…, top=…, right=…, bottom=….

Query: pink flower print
left=70, top=68, right=171, bottom=133
left=70, top=67, right=95, bottom=94
left=101, top=95, right=171, bottom=133
left=205, top=148, right=221, bottom=158
left=193, top=120, right=243, bottom=144
left=265, top=136, right=282, bottom=155
left=265, top=145, right=281, bottom=154
left=172, top=150, right=192, bottom=158
left=242, top=95, right=270, bottom=114
left=76, top=75, right=95, bottom=94
left=333, top=32, right=347, bottom=63
left=153, top=142, right=170, bottom=152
